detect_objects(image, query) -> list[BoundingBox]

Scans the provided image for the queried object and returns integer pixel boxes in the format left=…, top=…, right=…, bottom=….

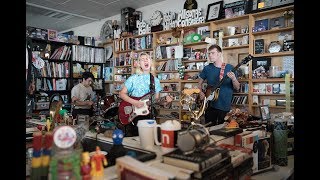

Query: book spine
left=194, top=156, right=231, bottom=179
left=200, top=149, right=229, bottom=171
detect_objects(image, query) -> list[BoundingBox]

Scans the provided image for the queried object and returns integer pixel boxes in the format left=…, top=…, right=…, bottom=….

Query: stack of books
left=162, top=143, right=233, bottom=179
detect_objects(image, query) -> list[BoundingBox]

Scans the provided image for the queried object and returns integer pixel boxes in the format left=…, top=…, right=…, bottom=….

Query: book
left=162, top=144, right=229, bottom=171
left=193, top=156, right=231, bottom=179
left=209, top=128, right=243, bottom=137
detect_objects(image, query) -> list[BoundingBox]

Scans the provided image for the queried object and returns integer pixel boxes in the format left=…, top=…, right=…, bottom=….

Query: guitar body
left=118, top=93, right=152, bottom=125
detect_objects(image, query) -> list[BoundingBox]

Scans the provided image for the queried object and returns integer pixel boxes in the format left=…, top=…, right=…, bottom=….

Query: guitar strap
left=219, top=63, right=226, bottom=81
left=149, top=73, right=156, bottom=119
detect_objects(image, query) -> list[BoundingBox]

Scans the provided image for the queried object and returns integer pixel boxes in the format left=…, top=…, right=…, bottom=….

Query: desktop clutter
left=26, top=91, right=293, bottom=179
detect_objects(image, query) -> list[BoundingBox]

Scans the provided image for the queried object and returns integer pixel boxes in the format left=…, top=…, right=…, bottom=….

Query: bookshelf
left=70, top=44, right=106, bottom=99
left=29, top=37, right=73, bottom=113
left=112, top=33, right=154, bottom=94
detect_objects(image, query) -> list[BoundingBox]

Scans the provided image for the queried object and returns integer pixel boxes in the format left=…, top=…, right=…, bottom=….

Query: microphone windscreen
left=177, top=131, right=196, bottom=153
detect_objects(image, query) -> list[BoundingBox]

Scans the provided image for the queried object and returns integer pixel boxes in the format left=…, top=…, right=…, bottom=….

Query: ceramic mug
left=154, top=120, right=181, bottom=151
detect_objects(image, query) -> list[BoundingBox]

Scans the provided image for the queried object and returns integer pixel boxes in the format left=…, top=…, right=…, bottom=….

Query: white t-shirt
left=71, top=83, right=94, bottom=109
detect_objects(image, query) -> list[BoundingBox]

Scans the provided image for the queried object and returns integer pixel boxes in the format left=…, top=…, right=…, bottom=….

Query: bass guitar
left=204, top=54, right=253, bottom=105
left=118, top=93, right=173, bottom=125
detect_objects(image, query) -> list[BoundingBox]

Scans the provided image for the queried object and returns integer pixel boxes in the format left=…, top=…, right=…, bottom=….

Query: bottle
left=44, top=44, right=51, bottom=58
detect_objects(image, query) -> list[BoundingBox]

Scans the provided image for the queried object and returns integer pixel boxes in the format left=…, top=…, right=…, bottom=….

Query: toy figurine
left=90, top=146, right=107, bottom=178
left=81, top=152, right=91, bottom=180
left=107, top=129, right=127, bottom=166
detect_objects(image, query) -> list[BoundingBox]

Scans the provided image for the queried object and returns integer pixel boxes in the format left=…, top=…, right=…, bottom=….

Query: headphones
left=177, top=122, right=210, bottom=155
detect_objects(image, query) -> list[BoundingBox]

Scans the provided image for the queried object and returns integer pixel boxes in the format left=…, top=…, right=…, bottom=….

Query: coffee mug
left=154, top=120, right=181, bottom=151
left=137, top=119, right=157, bottom=149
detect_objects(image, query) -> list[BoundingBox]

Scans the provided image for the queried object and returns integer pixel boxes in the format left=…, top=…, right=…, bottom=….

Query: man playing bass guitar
left=198, top=44, right=240, bottom=126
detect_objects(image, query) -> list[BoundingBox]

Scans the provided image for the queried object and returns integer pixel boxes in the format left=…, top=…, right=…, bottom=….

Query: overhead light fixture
left=26, top=2, right=100, bottom=21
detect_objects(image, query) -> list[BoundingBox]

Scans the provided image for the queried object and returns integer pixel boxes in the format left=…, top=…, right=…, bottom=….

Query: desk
left=84, top=131, right=294, bottom=180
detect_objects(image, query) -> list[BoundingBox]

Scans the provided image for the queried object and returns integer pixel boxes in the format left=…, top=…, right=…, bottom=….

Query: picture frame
left=253, top=18, right=269, bottom=32
left=269, top=16, right=285, bottom=29
left=48, top=29, right=58, bottom=41
left=206, top=1, right=223, bottom=22
left=259, top=105, right=271, bottom=121
left=85, top=37, right=92, bottom=46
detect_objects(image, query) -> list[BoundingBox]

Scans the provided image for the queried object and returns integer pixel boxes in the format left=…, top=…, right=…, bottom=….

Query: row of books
left=253, top=83, right=294, bottom=94
left=235, top=82, right=249, bottom=93
left=157, top=59, right=179, bottom=71
left=49, top=45, right=72, bottom=60
left=35, top=78, right=68, bottom=91
left=38, top=61, right=69, bottom=78
left=231, top=95, right=248, bottom=105
left=71, top=45, right=105, bottom=63
left=114, top=35, right=153, bottom=52
left=155, top=46, right=176, bottom=60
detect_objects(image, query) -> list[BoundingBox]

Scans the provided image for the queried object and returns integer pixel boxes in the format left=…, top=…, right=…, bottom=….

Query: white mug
left=154, top=120, right=181, bottom=151
left=137, top=119, right=157, bottom=149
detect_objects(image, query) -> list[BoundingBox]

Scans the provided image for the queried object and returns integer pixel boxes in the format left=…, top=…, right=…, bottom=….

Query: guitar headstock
left=240, top=54, right=253, bottom=65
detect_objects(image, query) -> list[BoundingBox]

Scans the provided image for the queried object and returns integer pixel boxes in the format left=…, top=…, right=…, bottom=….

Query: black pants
left=123, top=114, right=152, bottom=137
left=205, top=107, right=228, bottom=126
left=72, top=108, right=93, bottom=119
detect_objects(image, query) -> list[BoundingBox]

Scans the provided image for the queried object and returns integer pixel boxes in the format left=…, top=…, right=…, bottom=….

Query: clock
left=100, top=20, right=113, bottom=42
left=268, top=41, right=282, bottom=53
left=150, top=10, right=163, bottom=27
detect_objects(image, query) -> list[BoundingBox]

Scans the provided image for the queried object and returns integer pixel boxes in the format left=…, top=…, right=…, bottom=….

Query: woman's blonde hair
left=135, top=52, right=156, bottom=76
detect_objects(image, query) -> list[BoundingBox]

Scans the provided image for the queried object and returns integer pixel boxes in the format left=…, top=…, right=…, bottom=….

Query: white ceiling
left=26, top=0, right=166, bottom=32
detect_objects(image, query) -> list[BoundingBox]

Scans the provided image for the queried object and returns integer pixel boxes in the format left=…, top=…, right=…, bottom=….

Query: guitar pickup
left=146, top=100, right=151, bottom=106
left=142, top=110, right=148, bottom=114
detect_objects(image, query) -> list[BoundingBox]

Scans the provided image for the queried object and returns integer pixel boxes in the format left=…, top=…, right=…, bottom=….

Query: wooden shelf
left=157, top=43, right=180, bottom=47
left=238, top=79, right=250, bottom=82
left=156, top=108, right=180, bottom=111
left=183, top=41, right=207, bottom=47
left=104, top=80, right=113, bottom=83
left=182, top=59, right=207, bottom=63
left=180, top=80, right=199, bottom=83
left=214, top=14, right=249, bottom=24
left=223, top=44, right=249, bottom=50
left=252, top=27, right=294, bottom=36
left=251, top=93, right=294, bottom=96
left=155, top=58, right=176, bottom=62
left=252, top=78, right=294, bottom=82
left=131, top=33, right=153, bottom=38
left=72, top=60, right=104, bottom=64
left=43, top=58, right=70, bottom=62
left=253, top=51, right=294, bottom=57
left=233, top=93, right=248, bottom=95
left=222, top=33, right=249, bottom=39
left=160, top=80, right=180, bottom=83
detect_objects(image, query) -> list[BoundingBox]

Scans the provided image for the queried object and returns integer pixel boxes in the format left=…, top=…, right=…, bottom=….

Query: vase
left=273, top=117, right=288, bottom=166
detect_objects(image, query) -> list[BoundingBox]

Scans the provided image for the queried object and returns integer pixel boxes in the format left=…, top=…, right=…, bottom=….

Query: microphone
left=177, top=122, right=211, bottom=155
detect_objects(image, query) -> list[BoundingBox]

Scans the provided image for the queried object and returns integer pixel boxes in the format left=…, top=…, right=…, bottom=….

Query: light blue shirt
left=124, top=74, right=162, bottom=97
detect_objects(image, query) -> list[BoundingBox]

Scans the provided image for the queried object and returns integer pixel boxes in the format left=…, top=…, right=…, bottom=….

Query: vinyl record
left=105, top=46, right=113, bottom=60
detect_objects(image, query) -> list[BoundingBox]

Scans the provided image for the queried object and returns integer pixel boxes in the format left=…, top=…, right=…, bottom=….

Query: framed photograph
left=269, top=16, right=285, bottom=29
left=254, top=39, right=265, bottom=54
left=206, top=1, right=223, bottom=22
left=48, top=29, right=58, bottom=41
left=253, top=18, right=269, bottom=32
left=85, top=37, right=92, bottom=46
left=259, top=105, right=271, bottom=121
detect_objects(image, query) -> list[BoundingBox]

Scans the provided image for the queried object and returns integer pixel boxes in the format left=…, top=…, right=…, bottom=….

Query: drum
left=100, top=94, right=118, bottom=118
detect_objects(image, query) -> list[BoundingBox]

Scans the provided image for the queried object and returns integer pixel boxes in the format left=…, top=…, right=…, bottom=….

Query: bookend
left=177, top=122, right=211, bottom=155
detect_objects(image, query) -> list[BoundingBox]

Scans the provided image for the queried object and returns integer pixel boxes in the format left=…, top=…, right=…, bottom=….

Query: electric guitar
left=118, top=93, right=173, bottom=125
left=204, top=54, right=253, bottom=105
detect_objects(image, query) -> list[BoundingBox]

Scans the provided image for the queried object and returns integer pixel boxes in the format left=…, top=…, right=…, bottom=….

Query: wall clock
left=150, top=10, right=163, bottom=27
left=100, top=20, right=113, bottom=42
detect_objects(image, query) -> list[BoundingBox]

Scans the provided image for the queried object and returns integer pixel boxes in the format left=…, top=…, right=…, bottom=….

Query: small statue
left=81, top=152, right=91, bottom=180
left=107, top=129, right=127, bottom=166
left=90, top=146, right=107, bottom=178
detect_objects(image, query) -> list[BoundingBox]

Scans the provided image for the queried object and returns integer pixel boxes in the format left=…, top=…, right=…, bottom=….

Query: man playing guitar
left=119, top=52, right=163, bottom=137
left=198, top=44, right=240, bottom=126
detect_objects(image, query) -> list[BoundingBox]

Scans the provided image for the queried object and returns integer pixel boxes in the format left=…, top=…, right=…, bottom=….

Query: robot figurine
left=108, top=129, right=127, bottom=166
